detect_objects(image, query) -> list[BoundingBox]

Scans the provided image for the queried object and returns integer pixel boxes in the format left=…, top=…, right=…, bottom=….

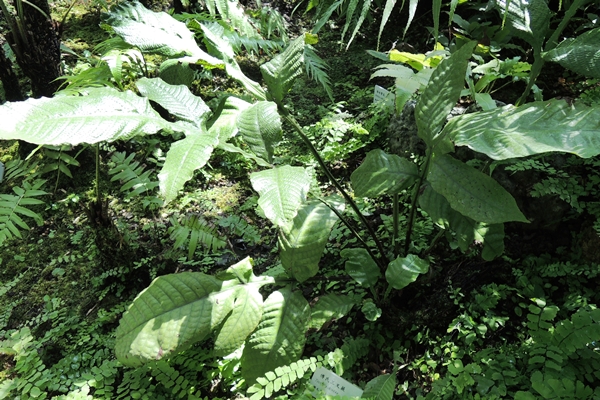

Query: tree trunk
left=0, top=42, right=24, bottom=102
left=21, top=0, right=62, bottom=97
left=3, top=0, right=62, bottom=98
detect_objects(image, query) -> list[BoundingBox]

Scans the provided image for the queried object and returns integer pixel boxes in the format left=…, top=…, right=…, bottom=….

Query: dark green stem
left=404, top=151, right=432, bottom=256
left=95, top=143, right=100, bottom=203
left=517, top=0, right=585, bottom=106
left=317, top=197, right=381, bottom=268
left=392, top=193, right=400, bottom=258
left=516, top=49, right=543, bottom=106
left=546, top=0, right=589, bottom=50
left=280, top=109, right=389, bottom=268
left=420, top=229, right=444, bottom=258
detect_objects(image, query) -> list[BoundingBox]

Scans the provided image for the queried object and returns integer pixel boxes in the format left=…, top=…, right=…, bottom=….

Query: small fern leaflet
left=109, top=152, right=159, bottom=198
left=169, top=214, right=226, bottom=259
left=0, top=179, right=47, bottom=245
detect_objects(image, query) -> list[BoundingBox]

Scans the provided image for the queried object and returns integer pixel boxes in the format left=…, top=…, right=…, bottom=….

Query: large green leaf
left=241, top=288, right=311, bottom=385
left=102, top=1, right=221, bottom=65
left=208, top=96, right=252, bottom=143
left=341, top=248, right=381, bottom=288
left=250, top=166, right=311, bottom=229
left=543, top=27, right=600, bottom=79
left=260, top=35, right=305, bottom=104
left=419, top=185, right=506, bottom=259
left=308, top=293, right=355, bottom=330
left=428, top=155, right=528, bottom=224
left=474, top=223, right=505, bottom=261
left=214, top=285, right=263, bottom=356
left=445, top=100, right=600, bottom=160
left=115, top=258, right=273, bottom=367
left=419, top=184, right=476, bottom=251
left=158, top=58, right=195, bottom=87
left=362, top=373, right=397, bottom=400
left=115, top=273, right=231, bottom=366
left=200, top=23, right=266, bottom=100
left=350, top=149, right=419, bottom=198
left=236, top=101, right=282, bottom=164
left=0, top=88, right=172, bottom=145
left=415, top=41, right=476, bottom=147
left=385, top=254, right=429, bottom=290
left=278, top=197, right=344, bottom=282
left=494, top=0, right=550, bottom=50
left=159, top=126, right=219, bottom=204
left=136, top=77, right=210, bottom=126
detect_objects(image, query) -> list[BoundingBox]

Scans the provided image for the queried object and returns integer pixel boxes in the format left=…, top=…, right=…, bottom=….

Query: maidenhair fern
left=169, top=214, right=226, bottom=260
left=246, top=351, right=344, bottom=400
left=150, top=360, right=204, bottom=399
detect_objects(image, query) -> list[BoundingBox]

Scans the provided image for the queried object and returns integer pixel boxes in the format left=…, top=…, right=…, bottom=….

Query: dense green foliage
left=1, top=0, right=600, bottom=398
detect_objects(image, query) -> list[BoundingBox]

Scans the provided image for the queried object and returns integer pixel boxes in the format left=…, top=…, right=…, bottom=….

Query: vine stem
left=95, top=143, right=100, bottom=203
left=404, top=150, right=432, bottom=256
left=392, top=193, right=400, bottom=258
left=280, top=108, right=390, bottom=269
left=317, top=196, right=382, bottom=271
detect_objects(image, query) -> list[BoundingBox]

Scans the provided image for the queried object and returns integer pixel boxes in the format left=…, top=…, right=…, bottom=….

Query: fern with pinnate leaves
left=246, top=351, right=344, bottom=400
left=37, top=144, right=81, bottom=193
left=0, top=179, right=47, bottom=246
left=39, top=145, right=80, bottom=180
left=199, top=0, right=264, bottom=41
left=217, top=214, right=262, bottom=246
left=2, top=158, right=39, bottom=183
left=217, top=24, right=284, bottom=54
left=109, top=152, right=159, bottom=198
left=304, top=45, right=334, bottom=102
left=169, top=214, right=226, bottom=260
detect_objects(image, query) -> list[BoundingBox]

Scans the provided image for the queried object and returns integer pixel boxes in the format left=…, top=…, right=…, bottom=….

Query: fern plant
left=37, top=144, right=82, bottom=193
left=168, top=214, right=226, bottom=260
left=2, top=3, right=600, bottom=398
left=0, top=179, right=47, bottom=246
left=108, top=151, right=161, bottom=207
left=247, top=351, right=344, bottom=400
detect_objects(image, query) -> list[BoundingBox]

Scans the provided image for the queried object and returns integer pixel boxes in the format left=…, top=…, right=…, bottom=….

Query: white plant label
left=373, top=85, right=393, bottom=104
left=310, top=367, right=363, bottom=398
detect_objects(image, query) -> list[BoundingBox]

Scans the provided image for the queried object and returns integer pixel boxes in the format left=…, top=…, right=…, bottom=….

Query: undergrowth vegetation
left=1, top=0, right=600, bottom=398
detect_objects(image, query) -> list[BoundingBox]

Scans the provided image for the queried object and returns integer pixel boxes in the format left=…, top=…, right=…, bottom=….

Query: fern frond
left=345, top=0, right=373, bottom=50
left=218, top=214, right=261, bottom=246
left=203, top=0, right=261, bottom=39
left=39, top=145, right=80, bottom=179
left=109, top=152, right=159, bottom=198
left=340, top=337, right=370, bottom=372
left=257, top=6, right=288, bottom=42
left=246, top=353, right=337, bottom=400
left=169, top=214, right=226, bottom=259
left=340, top=0, right=361, bottom=45
left=0, top=179, right=47, bottom=246
left=311, top=0, right=345, bottom=35
left=205, top=21, right=284, bottom=54
left=2, top=158, right=40, bottom=183
left=151, top=360, right=203, bottom=398
left=304, top=45, right=334, bottom=102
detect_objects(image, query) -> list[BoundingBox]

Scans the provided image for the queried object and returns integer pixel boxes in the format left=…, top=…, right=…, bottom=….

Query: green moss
left=0, top=141, right=19, bottom=163
left=61, top=9, right=109, bottom=52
